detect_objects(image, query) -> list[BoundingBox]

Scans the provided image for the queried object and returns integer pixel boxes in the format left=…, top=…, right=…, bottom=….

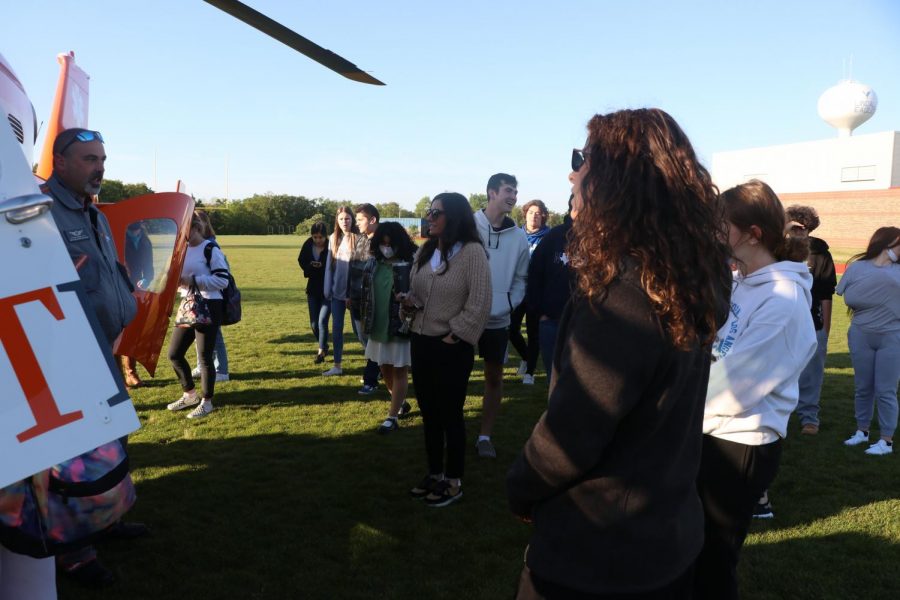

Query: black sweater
left=507, top=265, right=713, bottom=594
left=808, top=236, right=837, bottom=331
left=297, top=238, right=327, bottom=298
left=525, top=219, right=575, bottom=320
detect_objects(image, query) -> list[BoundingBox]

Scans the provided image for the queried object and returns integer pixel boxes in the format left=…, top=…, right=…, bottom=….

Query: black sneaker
left=377, top=417, right=399, bottom=435
left=398, top=401, right=412, bottom=417
left=752, top=501, right=774, bottom=519
left=62, top=558, right=116, bottom=588
left=425, top=479, right=463, bottom=507
left=409, top=474, right=441, bottom=499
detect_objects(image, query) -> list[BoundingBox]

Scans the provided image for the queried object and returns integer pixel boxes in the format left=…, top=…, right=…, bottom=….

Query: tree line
left=98, top=180, right=567, bottom=235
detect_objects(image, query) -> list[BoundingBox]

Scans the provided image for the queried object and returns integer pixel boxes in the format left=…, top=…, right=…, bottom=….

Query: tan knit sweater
left=409, top=241, right=492, bottom=345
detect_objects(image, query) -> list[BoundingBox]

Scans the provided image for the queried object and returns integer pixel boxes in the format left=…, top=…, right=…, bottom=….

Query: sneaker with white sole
left=167, top=393, right=199, bottom=411
left=215, top=373, right=230, bottom=382
left=522, top=374, right=535, bottom=385
left=865, top=439, right=893, bottom=456
left=322, top=367, right=343, bottom=376
left=752, top=501, right=774, bottom=519
left=186, top=401, right=214, bottom=419
left=425, top=479, right=463, bottom=507
left=844, top=430, right=870, bottom=446
left=516, top=361, right=528, bottom=376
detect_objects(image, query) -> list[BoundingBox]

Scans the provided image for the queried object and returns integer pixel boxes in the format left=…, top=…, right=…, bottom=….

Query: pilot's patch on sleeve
left=66, top=229, right=91, bottom=242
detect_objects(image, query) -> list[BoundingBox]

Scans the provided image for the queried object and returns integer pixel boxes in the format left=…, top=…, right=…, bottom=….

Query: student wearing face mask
left=361, top=222, right=419, bottom=433
left=837, top=226, right=900, bottom=456
left=298, top=221, right=331, bottom=364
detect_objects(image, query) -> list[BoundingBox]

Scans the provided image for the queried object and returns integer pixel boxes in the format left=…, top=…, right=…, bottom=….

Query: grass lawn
left=59, top=235, right=899, bottom=600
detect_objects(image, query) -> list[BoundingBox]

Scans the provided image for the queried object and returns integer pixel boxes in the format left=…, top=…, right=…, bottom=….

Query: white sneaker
left=191, top=367, right=201, bottom=378
left=323, top=366, right=343, bottom=376
left=517, top=361, right=528, bottom=376
left=167, top=392, right=199, bottom=411
left=844, top=430, right=870, bottom=446
left=865, top=439, right=893, bottom=456
left=522, top=374, right=535, bottom=385
left=215, top=373, right=230, bottom=382
left=187, top=400, right=214, bottom=419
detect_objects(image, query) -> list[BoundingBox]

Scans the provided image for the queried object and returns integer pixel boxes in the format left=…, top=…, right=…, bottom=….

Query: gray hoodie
left=45, top=175, right=137, bottom=345
left=704, top=261, right=816, bottom=444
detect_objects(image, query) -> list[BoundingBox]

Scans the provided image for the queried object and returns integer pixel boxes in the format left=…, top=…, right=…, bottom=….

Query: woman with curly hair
left=507, top=108, right=732, bottom=598
left=837, top=226, right=900, bottom=456
left=695, top=180, right=817, bottom=599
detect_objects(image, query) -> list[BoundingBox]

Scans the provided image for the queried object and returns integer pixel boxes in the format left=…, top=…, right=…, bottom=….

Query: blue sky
left=3, top=0, right=898, bottom=213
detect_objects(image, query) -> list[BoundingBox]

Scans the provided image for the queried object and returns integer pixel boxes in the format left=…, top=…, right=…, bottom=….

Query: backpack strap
left=204, top=240, right=230, bottom=277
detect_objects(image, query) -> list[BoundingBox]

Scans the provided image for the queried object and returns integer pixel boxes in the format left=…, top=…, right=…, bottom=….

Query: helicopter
left=0, top=0, right=382, bottom=486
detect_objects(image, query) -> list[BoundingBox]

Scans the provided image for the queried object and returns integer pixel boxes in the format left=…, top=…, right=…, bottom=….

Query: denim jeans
left=795, top=328, right=827, bottom=426
left=307, top=294, right=330, bottom=351
left=330, top=297, right=349, bottom=364
left=538, top=319, right=559, bottom=381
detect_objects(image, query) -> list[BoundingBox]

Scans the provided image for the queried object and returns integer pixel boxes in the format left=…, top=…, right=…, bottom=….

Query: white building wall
left=712, top=131, right=899, bottom=194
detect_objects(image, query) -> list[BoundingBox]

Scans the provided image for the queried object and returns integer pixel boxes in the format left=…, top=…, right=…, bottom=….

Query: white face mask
left=380, top=245, right=395, bottom=259
left=888, top=248, right=899, bottom=263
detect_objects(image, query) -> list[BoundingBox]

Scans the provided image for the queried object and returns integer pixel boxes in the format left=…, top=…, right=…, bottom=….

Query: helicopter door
left=98, top=192, right=194, bottom=376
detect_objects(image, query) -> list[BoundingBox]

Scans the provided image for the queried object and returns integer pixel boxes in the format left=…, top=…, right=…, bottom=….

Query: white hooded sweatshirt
left=704, top=261, right=817, bottom=445
left=473, top=210, right=530, bottom=329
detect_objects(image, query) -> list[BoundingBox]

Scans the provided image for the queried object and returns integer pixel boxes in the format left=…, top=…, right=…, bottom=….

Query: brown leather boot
left=120, top=355, right=143, bottom=388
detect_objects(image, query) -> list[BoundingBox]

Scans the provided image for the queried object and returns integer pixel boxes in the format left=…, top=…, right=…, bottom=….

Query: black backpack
left=204, top=240, right=242, bottom=326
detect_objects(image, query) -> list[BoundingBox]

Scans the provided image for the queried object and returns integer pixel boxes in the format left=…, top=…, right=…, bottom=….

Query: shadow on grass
left=65, top=425, right=535, bottom=600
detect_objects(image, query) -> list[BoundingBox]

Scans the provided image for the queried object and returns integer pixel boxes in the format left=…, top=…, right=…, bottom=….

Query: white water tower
left=817, top=80, right=878, bottom=137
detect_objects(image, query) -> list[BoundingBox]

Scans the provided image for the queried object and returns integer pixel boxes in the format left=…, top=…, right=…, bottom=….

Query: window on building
left=841, top=165, right=877, bottom=182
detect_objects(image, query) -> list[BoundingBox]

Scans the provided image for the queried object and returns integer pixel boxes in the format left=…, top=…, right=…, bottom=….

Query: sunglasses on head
left=571, top=148, right=591, bottom=172
left=59, top=130, right=105, bottom=155
left=425, top=208, right=445, bottom=219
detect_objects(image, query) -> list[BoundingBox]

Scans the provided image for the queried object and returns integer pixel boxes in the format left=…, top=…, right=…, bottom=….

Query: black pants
left=693, top=435, right=783, bottom=600
left=509, top=302, right=540, bottom=375
left=168, top=299, right=224, bottom=399
left=516, top=565, right=694, bottom=599
left=410, top=333, right=474, bottom=479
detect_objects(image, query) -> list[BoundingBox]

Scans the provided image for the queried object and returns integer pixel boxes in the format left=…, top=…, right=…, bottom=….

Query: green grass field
left=60, top=236, right=899, bottom=600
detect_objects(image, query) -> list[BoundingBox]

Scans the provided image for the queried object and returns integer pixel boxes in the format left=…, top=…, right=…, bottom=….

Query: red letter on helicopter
left=0, top=287, right=83, bottom=442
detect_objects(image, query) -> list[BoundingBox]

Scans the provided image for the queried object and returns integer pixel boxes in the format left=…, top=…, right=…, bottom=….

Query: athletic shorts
left=478, top=327, right=509, bottom=364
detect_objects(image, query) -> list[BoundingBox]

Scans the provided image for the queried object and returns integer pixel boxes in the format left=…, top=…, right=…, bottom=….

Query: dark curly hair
left=784, top=204, right=821, bottom=232
left=569, top=108, right=732, bottom=350
left=370, top=221, right=418, bottom=262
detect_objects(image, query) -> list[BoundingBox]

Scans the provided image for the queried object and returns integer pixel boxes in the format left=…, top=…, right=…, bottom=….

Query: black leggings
left=410, top=333, right=474, bottom=479
left=168, top=299, right=223, bottom=399
left=694, top=435, right=783, bottom=600
left=509, top=302, right=540, bottom=375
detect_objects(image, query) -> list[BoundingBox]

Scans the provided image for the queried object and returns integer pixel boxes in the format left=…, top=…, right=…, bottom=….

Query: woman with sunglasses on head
left=361, top=222, right=418, bottom=434
left=400, top=193, right=491, bottom=507
left=695, top=179, right=817, bottom=599
left=322, top=207, right=360, bottom=376
left=507, top=109, right=732, bottom=599
left=837, top=226, right=900, bottom=456
left=167, top=210, right=232, bottom=419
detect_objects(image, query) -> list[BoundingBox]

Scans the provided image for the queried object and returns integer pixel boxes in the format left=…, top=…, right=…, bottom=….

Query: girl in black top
left=298, top=222, right=331, bottom=363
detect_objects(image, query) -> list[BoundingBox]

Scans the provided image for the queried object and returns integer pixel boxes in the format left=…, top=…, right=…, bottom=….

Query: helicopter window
left=123, top=218, right=177, bottom=294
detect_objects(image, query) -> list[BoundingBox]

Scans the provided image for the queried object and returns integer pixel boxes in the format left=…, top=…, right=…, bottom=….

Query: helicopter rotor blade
left=203, top=0, right=385, bottom=86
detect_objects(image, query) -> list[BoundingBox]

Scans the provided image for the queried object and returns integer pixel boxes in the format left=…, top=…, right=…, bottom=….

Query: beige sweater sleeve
left=448, top=244, right=492, bottom=344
